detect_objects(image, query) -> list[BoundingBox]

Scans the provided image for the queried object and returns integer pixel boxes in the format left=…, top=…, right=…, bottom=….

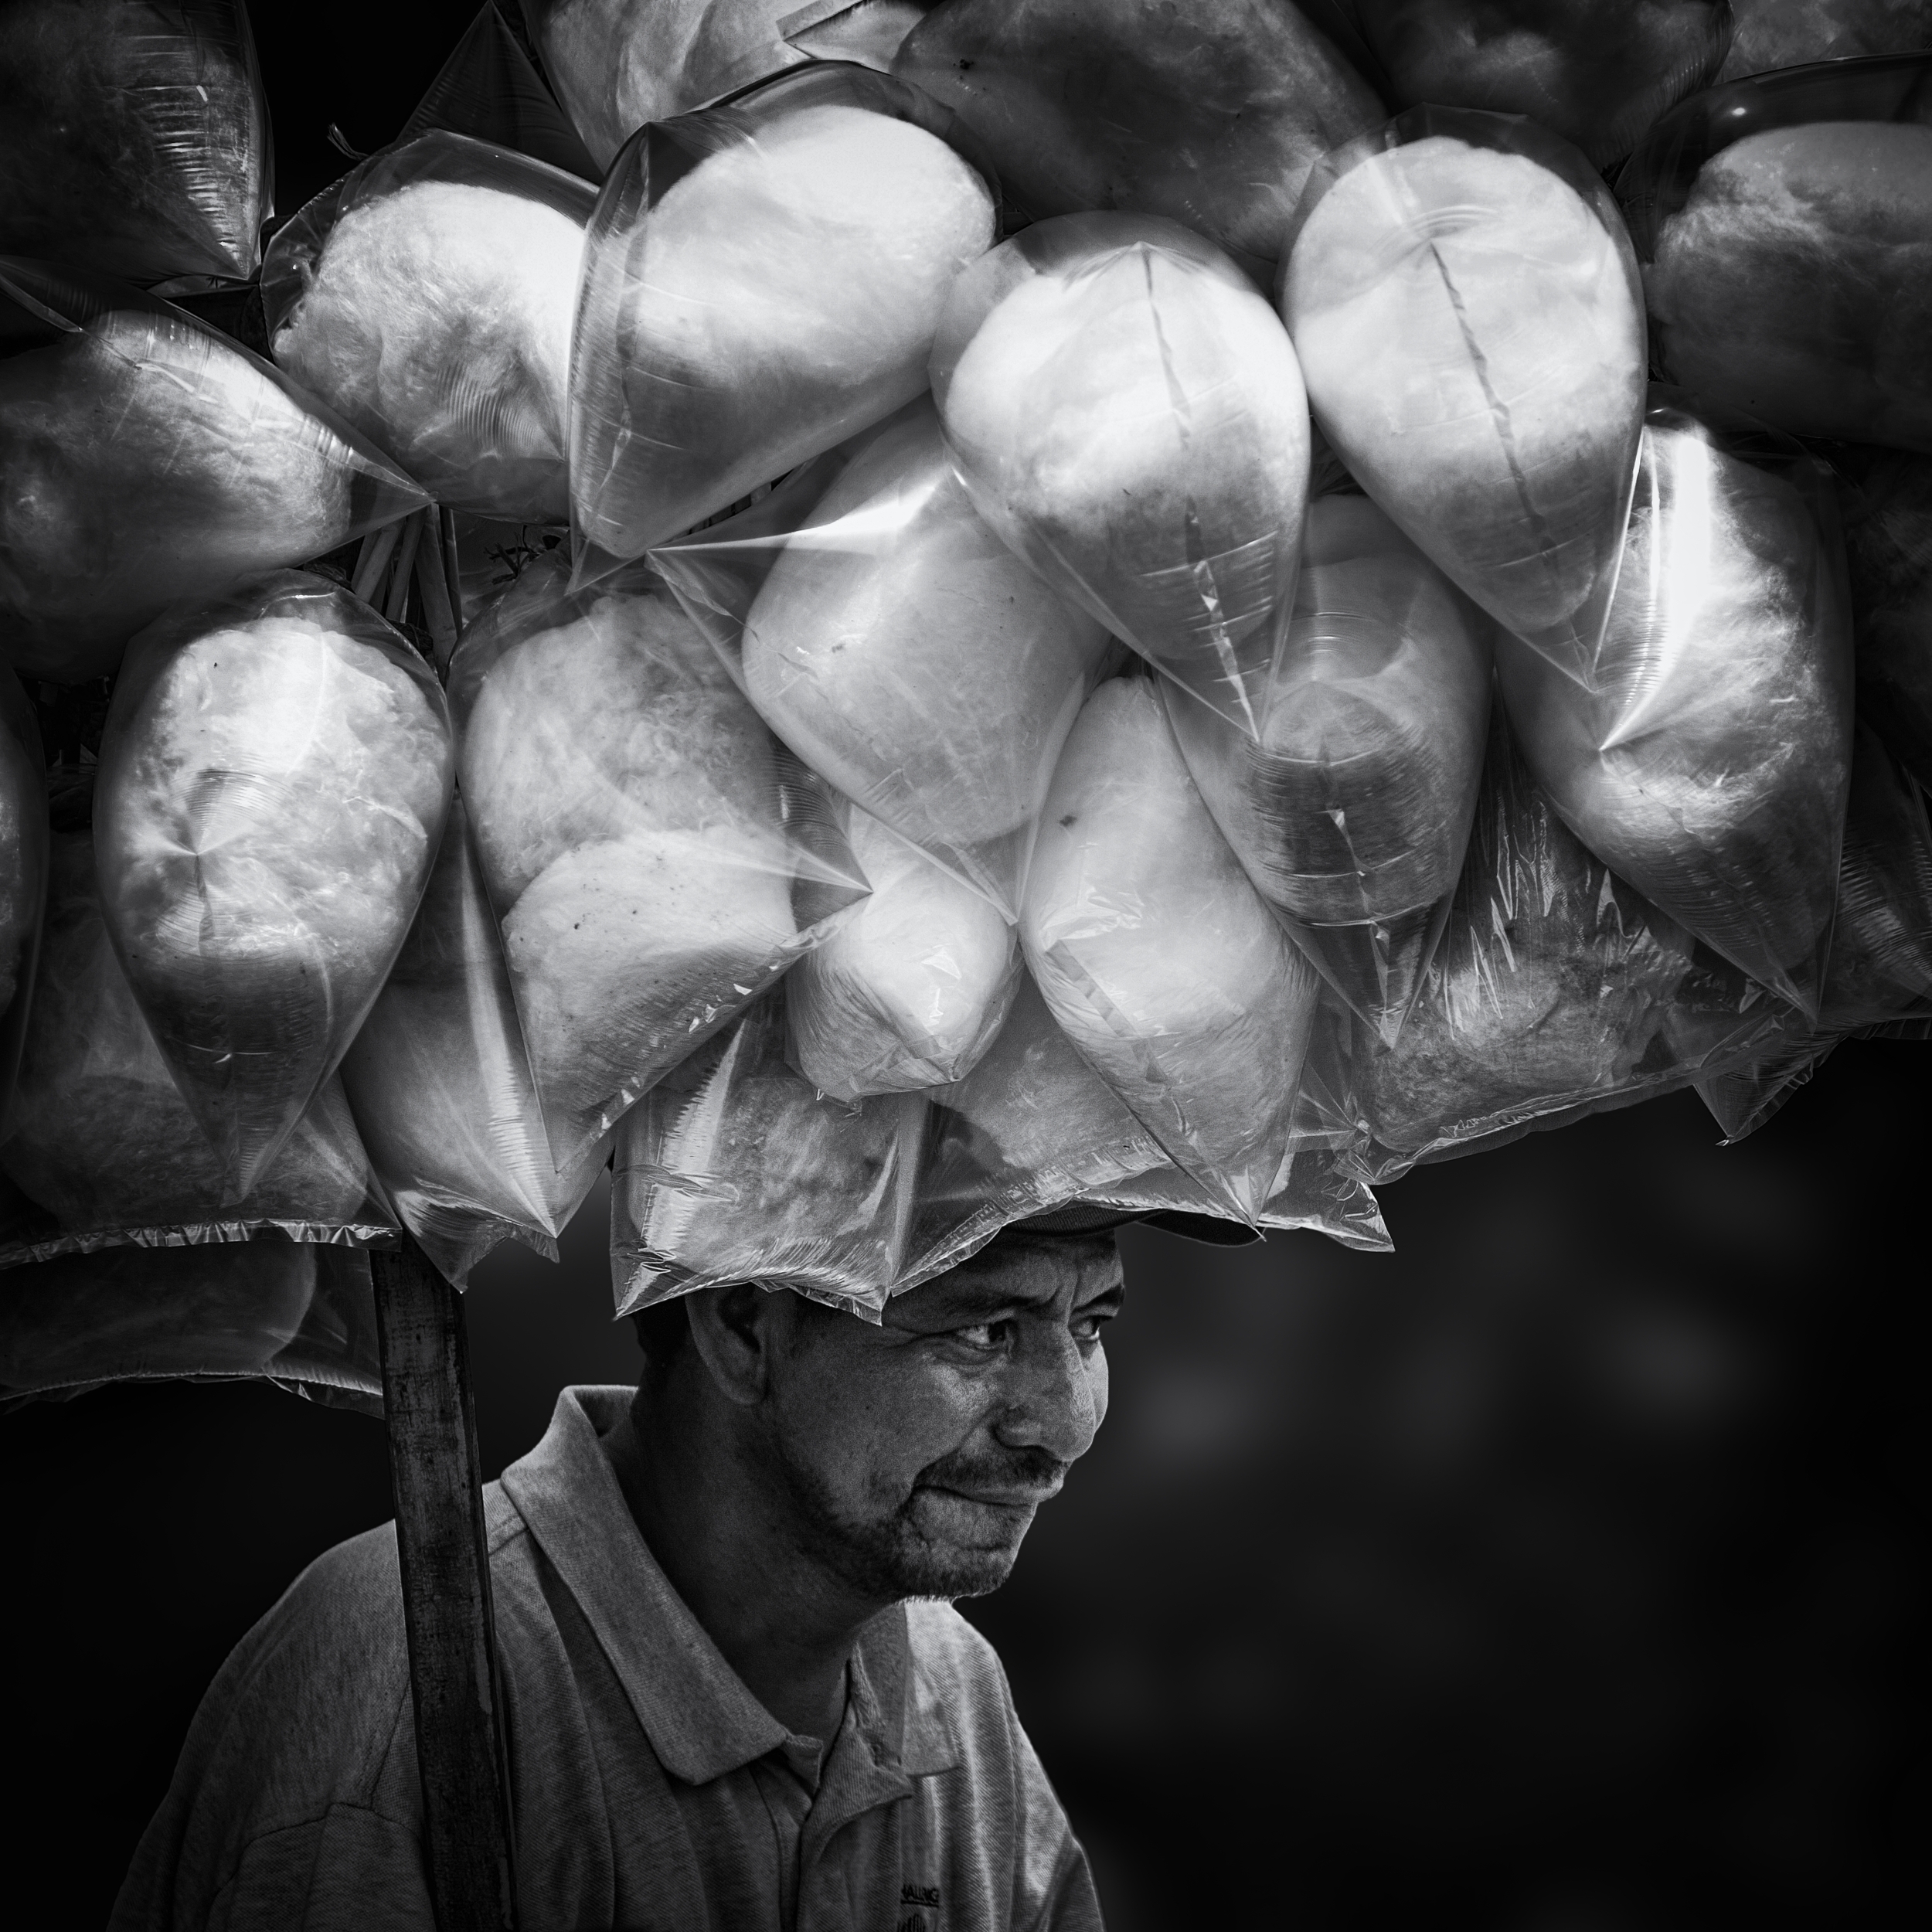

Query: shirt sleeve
left=1009, top=1719, right=1106, bottom=1932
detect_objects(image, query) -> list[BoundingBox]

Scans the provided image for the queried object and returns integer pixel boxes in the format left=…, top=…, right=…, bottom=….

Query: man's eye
left=1071, top=1314, right=1106, bottom=1345
left=951, top=1320, right=1009, bottom=1351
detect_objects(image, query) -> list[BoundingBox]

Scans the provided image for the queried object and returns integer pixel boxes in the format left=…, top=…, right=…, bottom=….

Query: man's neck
left=601, top=1386, right=883, bottom=1745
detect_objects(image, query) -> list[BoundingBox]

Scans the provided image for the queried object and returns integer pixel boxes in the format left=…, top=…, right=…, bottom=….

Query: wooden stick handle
left=372, top=1236, right=519, bottom=1930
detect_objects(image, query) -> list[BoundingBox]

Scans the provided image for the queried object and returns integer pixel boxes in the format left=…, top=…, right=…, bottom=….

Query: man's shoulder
left=900, top=1599, right=1025, bottom=1753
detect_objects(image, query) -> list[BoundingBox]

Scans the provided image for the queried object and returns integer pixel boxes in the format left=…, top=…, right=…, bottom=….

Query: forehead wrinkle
left=887, top=1237, right=1122, bottom=1329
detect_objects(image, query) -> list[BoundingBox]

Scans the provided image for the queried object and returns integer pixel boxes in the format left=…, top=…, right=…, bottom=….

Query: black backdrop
left=3, top=9, right=1927, bottom=1927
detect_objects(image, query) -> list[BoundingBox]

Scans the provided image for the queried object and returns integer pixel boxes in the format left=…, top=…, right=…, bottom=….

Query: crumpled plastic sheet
left=0, top=830, right=396, bottom=1267
left=1496, top=393, right=1855, bottom=1020
left=1167, top=492, right=1492, bottom=1044
left=1021, top=675, right=1321, bottom=1225
left=450, top=550, right=868, bottom=1175
left=0, top=667, right=46, bottom=1135
left=930, top=213, right=1310, bottom=737
left=1618, top=52, right=1932, bottom=453
left=1718, top=0, right=1932, bottom=86
left=1327, top=706, right=1799, bottom=1185
left=0, top=0, right=270, bottom=288
left=1281, top=104, right=1648, bottom=684
left=94, top=572, right=454, bottom=1202
left=0, top=1231, right=382, bottom=1410
left=651, top=400, right=1113, bottom=917
left=568, top=60, right=996, bottom=579
left=263, top=130, right=596, bottom=524
left=0, top=259, right=430, bottom=682
left=892, top=0, right=1382, bottom=277
left=340, top=796, right=611, bottom=1287
left=1352, top=0, right=1729, bottom=168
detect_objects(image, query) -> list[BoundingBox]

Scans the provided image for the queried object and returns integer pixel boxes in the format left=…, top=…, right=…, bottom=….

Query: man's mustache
left=915, top=1443, right=1067, bottom=1502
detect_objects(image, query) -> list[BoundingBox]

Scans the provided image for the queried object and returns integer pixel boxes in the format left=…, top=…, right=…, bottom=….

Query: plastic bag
left=0, top=1235, right=381, bottom=1408
left=0, top=0, right=269, bottom=289
left=781, top=1, right=939, bottom=69
left=1495, top=396, right=1854, bottom=1019
left=787, top=804, right=1021, bottom=1101
left=1832, top=444, right=1932, bottom=789
left=0, top=260, right=429, bottom=683
left=1166, top=492, right=1492, bottom=1044
left=0, top=668, right=46, bottom=1134
left=653, top=400, right=1113, bottom=916
left=892, top=0, right=1383, bottom=278
left=1719, top=0, right=1932, bottom=81
left=1281, top=106, right=1647, bottom=683
left=1619, top=53, right=1932, bottom=453
left=401, top=3, right=600, bottom=179
left=450, top=550, right=866, bottom=1174
left=929, top=213, right=1310, bottom=736
left=1022, top=675, right=1321, bottom=1223
left=339, top=797, right=611, bottom=1287
left=568, top=62, right=997, bottom=578
left=0, top=830, right=395, bottom=1264
left=1351, top=1, right=1729, bottom=168
left=93, top=573, right=454, bottom=1201
left=263, top=131, right=595, bottom=525
left=1336, top=709, right=1794, bottom=1183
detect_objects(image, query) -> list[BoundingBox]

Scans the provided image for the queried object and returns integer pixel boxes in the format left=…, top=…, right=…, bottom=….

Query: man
left=112, top=1216, right=1125, bottom=1930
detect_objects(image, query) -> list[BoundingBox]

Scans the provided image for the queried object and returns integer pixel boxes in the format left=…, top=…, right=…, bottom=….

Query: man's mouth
left=917, top=1481, right=1060, bottom=1511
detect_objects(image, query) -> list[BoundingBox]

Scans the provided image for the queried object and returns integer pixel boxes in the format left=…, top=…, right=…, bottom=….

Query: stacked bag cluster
left=2, top=0, right=1930, bottom=1399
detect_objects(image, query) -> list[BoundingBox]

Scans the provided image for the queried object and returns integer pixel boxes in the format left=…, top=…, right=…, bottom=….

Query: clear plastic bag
left=449, top=550, right=867, bottom=1175
left=93, top=573, right=454, bottom=1202
left=339, top=797, right=611, bottom=1287
left=0, top=1234, right=381, bottom=1407
left=0, top=668, right=46, bottom=1136
left=1719, top=1, right=1932, bottom=84
left=1350, top=1, right=1730, bottom=168
left=651, top=400, right=1114, bottom=916
left=1281, top=105, right=1648, bottom=684
left=1617, top=53, right=1932, bottom=453
left=1022, top=675, right=1321, bottom=1223
left=781, top=2, right=939, bottom=70
left=0, top=831, right=395, bottom=1265
left=0, top=0, right=270, bottom=289
left=1166, top=492, right=1492, bottom=1044
left=1833, top=444, right=1932, bottom=789
left=262, top=131, right=596, bottom=525
left=929, top=213, right=1310, bottom=736
left=0, top=260, right=430, bottom=682
left=892, top=0, right=1383, bottom=278
left=568, top=61, right=997, bottom=578
left=787, top=804, right=1021, bottom=1102
left=1495, top=395, right=1855, bottom=1019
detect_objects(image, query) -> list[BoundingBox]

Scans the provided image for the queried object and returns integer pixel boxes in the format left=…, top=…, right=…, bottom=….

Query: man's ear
left=683, top=1282, right=791, bottom=1408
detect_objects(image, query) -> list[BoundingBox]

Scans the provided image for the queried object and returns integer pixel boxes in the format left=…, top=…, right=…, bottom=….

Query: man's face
left=757, top=1233, right=1124, bottom=1604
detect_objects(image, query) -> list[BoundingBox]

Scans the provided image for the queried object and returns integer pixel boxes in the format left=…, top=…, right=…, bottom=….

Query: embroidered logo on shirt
left=901, top=1885, right=941, bottom=1907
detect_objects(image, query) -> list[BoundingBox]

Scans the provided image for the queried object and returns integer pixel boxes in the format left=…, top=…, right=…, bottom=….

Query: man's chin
left=889, top=1490, right=1036, bottom=1598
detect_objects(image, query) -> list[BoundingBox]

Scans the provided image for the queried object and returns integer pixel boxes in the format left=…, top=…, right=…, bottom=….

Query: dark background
left=3, top=8, right=1927, bottom=1927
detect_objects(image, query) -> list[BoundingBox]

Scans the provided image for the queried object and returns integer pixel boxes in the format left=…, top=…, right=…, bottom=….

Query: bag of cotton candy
left=570, top=61, right=995, bottom=578
left=264, top=131, right=595, bottom=524
left=0, top=261, right=429, bottom=682
left=91, top=573, right=453, bottom=1204
left=450, top=551, right=865, bottom=1177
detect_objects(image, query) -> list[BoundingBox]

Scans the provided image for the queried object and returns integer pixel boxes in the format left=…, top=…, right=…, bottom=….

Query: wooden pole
left=372, top=1236, right=519, bottom=1930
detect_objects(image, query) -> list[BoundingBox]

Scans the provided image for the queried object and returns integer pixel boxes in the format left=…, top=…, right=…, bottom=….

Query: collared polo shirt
left=111, top=1386, right=1104, bottom=1932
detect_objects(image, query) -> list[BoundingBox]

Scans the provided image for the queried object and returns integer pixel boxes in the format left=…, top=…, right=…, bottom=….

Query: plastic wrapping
left=1281, top=106, right=1648, bottom=683
left=652, top=401, right=1114, bottom=916
left=1335, top=709, right=1794, bottom=1182
left=568, top=63, right=997, bottom=577
left=0, top=831, right=394, bottom=1265
left=450, top=551, right=867, bottom=1175
left=0, top=260, right=430, bottom=683
left=0, top=668, right=46, bottom=1134
left=1496, top=396, right=1854, bottom=1019
left=1832, top=445, right=1932, bottom=789
left=0, top=1234, right=382, bottom=1408
left=787, top=804, right=1021, bottom=1101
left=1719, top=0, right=1932, bottom=80
left=930, top=213, right=1310, bottom=736
left=340, top=798, right=611, bottom=1287
left=1167, top=493, right=1492, bottom=1043
left=93, top=573, right=454, bottom=1202
left=892, top=0, right=1383, bottom=277
left=263, top=131, right=595, bottom=524
left=1618, top=53, right=1932, bottom=453
left=781, top=1, right=940, bottom=68
left=0, top=0, right=270, bottom=288
left=1351, top=1, right=1730, bottom=168
left=1022, top=675, right=1321, bottom=1223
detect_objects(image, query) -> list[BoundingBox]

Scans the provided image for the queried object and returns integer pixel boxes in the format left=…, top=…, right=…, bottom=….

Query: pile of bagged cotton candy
left=2, top=0, right=1930, bottom=1397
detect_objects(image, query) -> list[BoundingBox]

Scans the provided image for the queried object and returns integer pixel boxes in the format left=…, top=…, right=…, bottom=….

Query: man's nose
left=995, top=1325, right=1101, bottom=1465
